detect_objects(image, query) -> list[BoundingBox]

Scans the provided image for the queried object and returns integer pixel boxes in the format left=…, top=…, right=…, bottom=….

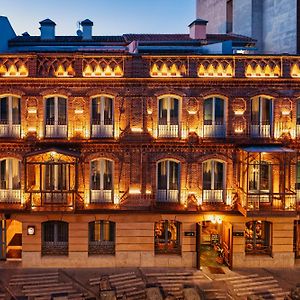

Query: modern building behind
left=197, top=0, right=300, bottom=54
left=0, top=11, right=300, bottom=270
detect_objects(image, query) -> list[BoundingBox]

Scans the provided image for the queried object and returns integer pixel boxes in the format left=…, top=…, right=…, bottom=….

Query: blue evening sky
left=2, top=0, right=196, bottom=36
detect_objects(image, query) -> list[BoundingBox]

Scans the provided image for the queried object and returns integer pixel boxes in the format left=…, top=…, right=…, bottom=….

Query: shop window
left=154, top=220, right=181, bottom=254
left=245, top=221, right=272, bottom=255
left=42, top=221, right=68, bottom=256
left=88, top=221, right=115, bottom=255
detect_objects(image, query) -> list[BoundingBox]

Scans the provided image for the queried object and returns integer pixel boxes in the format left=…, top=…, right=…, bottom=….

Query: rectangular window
left=245, top=221, right=272, bottom=255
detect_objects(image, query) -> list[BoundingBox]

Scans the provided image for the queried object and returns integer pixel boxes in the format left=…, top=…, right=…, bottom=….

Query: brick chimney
left=81, top=19, right=93, bottom=40
left=189, top=19, right=208, bottom=39
left=39, top=19, right=56, bottom=40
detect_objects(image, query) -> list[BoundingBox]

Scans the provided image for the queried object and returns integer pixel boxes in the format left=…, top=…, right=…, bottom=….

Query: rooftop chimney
left=81, top=19, right=93, bottom=40
left=189, top=19, right=208, bottom=40
left=39, top=19, right=56, bottom=40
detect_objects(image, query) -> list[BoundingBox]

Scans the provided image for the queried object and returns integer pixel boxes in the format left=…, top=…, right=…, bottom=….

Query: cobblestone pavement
left=0, top=264, right=299, bottom=299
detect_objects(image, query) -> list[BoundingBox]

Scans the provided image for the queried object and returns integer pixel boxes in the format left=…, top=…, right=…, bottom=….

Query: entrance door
left=222, top=222, right=233, bottom=268
left=0, top=220, right=6, bottom=260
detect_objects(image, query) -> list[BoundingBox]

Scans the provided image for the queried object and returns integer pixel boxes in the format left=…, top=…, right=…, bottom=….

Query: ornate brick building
left=0, top=17, right=299, bottom=269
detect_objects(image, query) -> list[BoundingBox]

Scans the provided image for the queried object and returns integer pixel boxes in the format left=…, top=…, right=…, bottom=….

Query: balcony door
left=45, top=97, right=67, bottom=138
left=0, top=96, right=21, bottom=138
left=91, top=96, right=113, bottom=138
left=251, top=97, right=273, bottom=137
left=203, top=97, right=225, bottom=137
left=158, top=97, right=179, bottom=138
left=90, top=159, right=113, bottom=203
left=0, top=220, right=6, bottom=260
left=202, top=160, right=225, bottom=202
left=0, top=158, right=21, bottom=203
left=157, top=160, right=180, bottom=202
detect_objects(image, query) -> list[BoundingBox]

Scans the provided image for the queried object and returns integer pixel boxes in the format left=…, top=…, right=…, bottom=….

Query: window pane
left=203, top=161, right=212, bottom=190
left=158, top=161, right=167, bottom=189
left=12, top=97, right=20, bottom=124
left=159, top=98, right=168, bottom=124
left=204, top=99, right=213, bottom=125
left=103, top=160, right=113, bottom=190
left=57, top=222, right=68, bottom=242
left=92, top=98, right=101, bottom=124
left=46, top=98, right=55, bottom=125
left=261, top=98, right=272, bottom=124
left=215, top=98, right=224, bottom=124
left=251, top=98, right=259, bottom=124
left=12, top=159, right=20, bottom=189
left=260, top=163, right=270, bottom=191
left=104, top=97, right=113, bottom=125
left=214, top=161, right=224, bottom=189
left=0, top=160, right=6, bottom=189
left=249, top=164, right=259, bottom=191
left=91, top=160, right=101, bottom=190
left=58, top=98, right=67, bottom=125
left=169, top=161, right=179, bottom=190
left=170, top=98, right=179, bottom=125
left=43, top=222, right=55, bottom=242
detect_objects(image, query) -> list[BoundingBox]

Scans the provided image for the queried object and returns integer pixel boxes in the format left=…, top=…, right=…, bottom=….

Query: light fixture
left=27, top=226, right=36, bottom=235
left=75, top=109, right=84, bottom=114
left=27, top=107, right=37, bottom=114
left=131, top=128, right=143, bottom=133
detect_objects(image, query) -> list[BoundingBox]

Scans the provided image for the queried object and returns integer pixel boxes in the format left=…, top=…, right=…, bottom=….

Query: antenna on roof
left=76, top=21, right=82, bottom=37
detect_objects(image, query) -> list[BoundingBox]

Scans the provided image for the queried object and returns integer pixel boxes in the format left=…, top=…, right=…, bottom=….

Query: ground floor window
left=42, top=221, right=68, bottom=256
left=88, top=221, right=115, bottom=255
left=245, top=221, right=272, bottom=255
left=154, top=220, right=181, bottom=254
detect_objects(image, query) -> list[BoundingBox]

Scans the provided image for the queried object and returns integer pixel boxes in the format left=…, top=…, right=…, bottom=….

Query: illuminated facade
left=0, top=17, right=300, bottom=269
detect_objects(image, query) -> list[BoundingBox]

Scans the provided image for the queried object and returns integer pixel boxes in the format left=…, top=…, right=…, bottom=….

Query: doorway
left=196, top=220, right=232, bottom=269
left=6, top=219, right=22, bottom=259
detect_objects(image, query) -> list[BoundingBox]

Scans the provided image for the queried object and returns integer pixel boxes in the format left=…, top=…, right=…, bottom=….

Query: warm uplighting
left=234, top=109, right=245, bottom=116
left=28, top=127, right=36, bottom=133
left=83, top=64, right=123, bottom=77
left=234, top=128, right=244, bottom=134
left=0, top=64, right=29, bottom=77
left=209, top=215, right=223, bottom=224
left=198, top=62, right=233, bottom=77
left=187, top=110, right=197, bottom=115
left=291, top=64, right=300, bottom=77
left=28, top=107, right=37, bottom=114
left=281, top=110, right=291, bottom=116
left=55, top=64, right=75, bottom=77
left=245, top=63, right=280, bottom=77
left=114, top=194, right=120, bottom=205
left=131, top=127, right=143, bottom=133
left=150, top=63, right=186, bottom=77
left=75, top=109, right=84, bottom=114
left=129, top=188, right=141, bottom=195
left=146, top=189, right=152, bottom=195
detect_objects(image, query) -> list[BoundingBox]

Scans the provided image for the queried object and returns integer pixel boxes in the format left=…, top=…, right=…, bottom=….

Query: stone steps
left=226, top=274, right=289, bottom=300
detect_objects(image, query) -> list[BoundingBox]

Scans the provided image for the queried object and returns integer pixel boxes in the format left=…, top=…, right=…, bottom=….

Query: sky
left=1, top=0, right=196, bottom=36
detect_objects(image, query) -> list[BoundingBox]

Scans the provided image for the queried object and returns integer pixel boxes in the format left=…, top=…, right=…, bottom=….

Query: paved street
left=0, top=265, right=299, bottom=299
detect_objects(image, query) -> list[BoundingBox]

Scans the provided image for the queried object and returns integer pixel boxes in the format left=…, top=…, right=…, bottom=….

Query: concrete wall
left=262, top=0, right=297, bottom=54
left=196, top=0, right=227, bottom=33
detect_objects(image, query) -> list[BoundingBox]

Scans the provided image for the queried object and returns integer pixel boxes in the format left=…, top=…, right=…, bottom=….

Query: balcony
left=202, top=189, right=225, bottom=203
left=250, top=122, right=271, bottom=138
left=45, top=124, right=68, bottom=138
left=156, top=189, right=179, bottom=202
left=240, top=191, right=296, bottom=213
left=90, top=190, right=113, bottom=203
left=157, top=122, right=180, bottom=138
left=91, top=122, right=114, bottom=138
left=0, top=189, right=21, bottom=203
left=202, top=122, right=226, bottom=138
left=42, top=241, right=68, bottom=256
left=0, top=124, right=21, bottom=138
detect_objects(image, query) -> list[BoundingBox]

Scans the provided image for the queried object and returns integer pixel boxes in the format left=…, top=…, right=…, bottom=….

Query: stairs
left=217, top=273, right=290, bottom=300
left=89, top=271, right=146, bottom=300
left=8, top=271, right=89, bottom=299
left=0, top=292, right=5, bottom=300
left=144, top=271, right=209, bottom=299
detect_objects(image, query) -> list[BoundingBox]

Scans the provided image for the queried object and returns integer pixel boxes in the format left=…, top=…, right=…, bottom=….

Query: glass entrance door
left=0, top=219, right=6, bottom=260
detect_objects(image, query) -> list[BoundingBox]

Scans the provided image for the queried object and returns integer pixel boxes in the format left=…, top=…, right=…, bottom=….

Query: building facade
left=0, top=17, right=300, bottom=269
left=197, top=0, right=300, bottom=54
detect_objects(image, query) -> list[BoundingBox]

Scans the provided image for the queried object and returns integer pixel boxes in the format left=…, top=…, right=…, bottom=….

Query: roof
left=241, top=146, right=295, bottom=153
left=39, top=19, right=56, bottom=26
left=188, top=19, right=208, bottom=27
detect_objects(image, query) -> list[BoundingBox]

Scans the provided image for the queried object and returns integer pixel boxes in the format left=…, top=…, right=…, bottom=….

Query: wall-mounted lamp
left=27, top=225, right=36, bottom=235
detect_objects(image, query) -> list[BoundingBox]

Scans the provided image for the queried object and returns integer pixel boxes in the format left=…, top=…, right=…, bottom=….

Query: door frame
left=0, top=219, right=6, bottom=260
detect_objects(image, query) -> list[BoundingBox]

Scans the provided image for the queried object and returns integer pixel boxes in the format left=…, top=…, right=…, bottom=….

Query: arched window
left=203, top=97, right=225, bottom=137
left=90, top=159, right=113, bottom=203
left=202, top=160, right=225, bottom=202
left=91, top=96, right=114, bottom=138
left=245, top=221, right=272, bottom=255
left=45, top=96, right=67, bottom=138
left=157, top=160, right=180, bottom=202
left=250, top=96, right=273, bottom=137
left=154, top=220, right=181, bottom=254
left=0, top=95, right=21, bottom=138
left=88, top=221, right=115, bottom=255
left=158, top=96, right=180, bottom=138
left=0, top=158, right=21, bottom=203
left=42, top=221, right=68, bottom=256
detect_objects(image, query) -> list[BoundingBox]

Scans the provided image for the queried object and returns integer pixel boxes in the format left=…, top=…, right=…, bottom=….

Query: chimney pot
left=39, top=18, right=56, bottom=40
left=81, top=19, right=93, bottom=40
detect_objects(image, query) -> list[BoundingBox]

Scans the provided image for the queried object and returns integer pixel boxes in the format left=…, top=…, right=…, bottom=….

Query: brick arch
left=0, top=153, right=23, bottom=161
left=0, top=90, right=25, bottom=97
left=197, top=153, right=232, bottom=164
left=200, top=91, right=229, bottom=99
left=86, top=88, right=119, bottom=97
left=151, top=153, right=186, bottom=164
left=84, top=152, right=119, bottom=163
left=247, top=91, right=278, bottom=99
left=40, top=88, right=71, bottom=97
left=154, top=89, right=186, bottom=98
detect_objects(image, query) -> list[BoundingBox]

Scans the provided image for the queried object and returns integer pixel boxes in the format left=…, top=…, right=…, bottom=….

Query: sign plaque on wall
left=184, top=232, right=195, bottom=237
